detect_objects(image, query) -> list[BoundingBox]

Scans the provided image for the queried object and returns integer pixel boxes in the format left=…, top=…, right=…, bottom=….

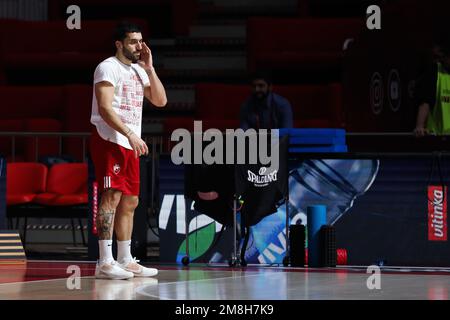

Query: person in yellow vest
left=414, top=35, right=450, bottom=136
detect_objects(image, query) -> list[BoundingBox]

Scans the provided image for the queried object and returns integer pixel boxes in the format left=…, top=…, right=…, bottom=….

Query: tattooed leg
left=97, top=209, right=115, bottom=240
left=97, top=189, right=122, bottom=240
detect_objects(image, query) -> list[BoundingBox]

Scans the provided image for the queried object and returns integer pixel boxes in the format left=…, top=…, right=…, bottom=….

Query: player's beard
left=122, top=47, right=140, bottom=63
left=253, top=91, right=269, bottom=102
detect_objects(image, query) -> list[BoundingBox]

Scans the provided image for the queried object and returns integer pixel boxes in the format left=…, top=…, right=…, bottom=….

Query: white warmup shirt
left=91, top=56, right=150, bottom=150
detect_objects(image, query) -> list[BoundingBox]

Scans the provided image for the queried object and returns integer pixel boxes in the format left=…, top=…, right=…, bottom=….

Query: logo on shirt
left=113, top=163, right=121, bottom=175
left=441, top=96, right=450, bottom=103
left=247, top=167, right=278, bottom=187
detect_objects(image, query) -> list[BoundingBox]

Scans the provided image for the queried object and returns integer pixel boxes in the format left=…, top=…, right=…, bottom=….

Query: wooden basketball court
left=0, top=261, right=449, bottom=300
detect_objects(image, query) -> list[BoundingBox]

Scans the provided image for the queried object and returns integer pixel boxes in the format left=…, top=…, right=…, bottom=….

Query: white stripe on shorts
left=104, top=176, right=111, bottom=189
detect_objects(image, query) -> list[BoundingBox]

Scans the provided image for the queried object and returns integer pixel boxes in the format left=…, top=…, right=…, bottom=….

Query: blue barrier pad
left=290, top=136, right=346, bottom=146
left=279, top=128, right=346, bottom=138
left=289, top=145, right=348, bottom=153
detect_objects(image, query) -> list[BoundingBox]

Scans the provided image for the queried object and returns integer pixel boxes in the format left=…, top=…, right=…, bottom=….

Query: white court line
left=339, top=265, right=450, bottom=271
left=20, top=268, right=91, bottom=271
left=0, top=268, right=231, bottom=289
left=135, top=272, right=270, bottom=300
left=26, top=260, right=96, bottom=264
left=0, top=276, right=96, bottom=287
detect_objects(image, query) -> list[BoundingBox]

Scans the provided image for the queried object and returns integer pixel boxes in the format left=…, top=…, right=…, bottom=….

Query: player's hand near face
left=138, top=42, right=153, bottom=71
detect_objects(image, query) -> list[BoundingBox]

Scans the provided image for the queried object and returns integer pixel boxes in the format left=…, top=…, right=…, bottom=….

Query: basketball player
left=90, top=22, right=167, bottom=279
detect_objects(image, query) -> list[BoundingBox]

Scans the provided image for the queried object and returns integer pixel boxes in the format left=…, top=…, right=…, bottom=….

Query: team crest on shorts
left=113, top=163, right=121, bottom=174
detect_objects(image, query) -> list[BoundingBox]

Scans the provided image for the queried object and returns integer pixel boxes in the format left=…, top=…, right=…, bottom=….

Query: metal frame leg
left=78, top=218, right=87, bottom=246
left=71, top=218, right=77, bottom=246
left=240, top=225, right=249, bottom=267
left=283, top=197, right=290, bottom=266
left=229, top=195, right=238, bottom=267
left=181, top=197, right=190, bottom=266
left=22, top=217, right=28, bottom=249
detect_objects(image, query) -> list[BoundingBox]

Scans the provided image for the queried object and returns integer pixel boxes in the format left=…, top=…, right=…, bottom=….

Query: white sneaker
left=117, top=258, right=158, bottom=277
left=95, top=260, right=134, bottom=280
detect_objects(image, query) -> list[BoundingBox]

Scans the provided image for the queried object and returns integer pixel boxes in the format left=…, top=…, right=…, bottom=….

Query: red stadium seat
left=34, top=163, right=88, bottom=206
left=0, top=86, right=64, bottom=161
left=164, top=117, right=240, bottom=133
left=0, top=19, right=149, bottom=71
left=163, top=83, right=247, bottom=138
left=274, top=83, right=344, bottom=128
left=62, top=85, right=93, bottom=161
left=196, top=83, right=249, bottom=120
left=0, top=119, right=25, bottom=161
left=0, top=85, right=91, bottom=161
left=164, top=117, right=195, bottom=134
left=24, top=118, right=63, bottom=162
left=8, top=162, right=88, bottom=247
left=247, top=18, right=364, bottom=73
left=0, top=70, right=5, bottom=84
left=163, top=83, right=344, bottom=137
left=6, top=162, right=48, bottom=206
left=0, top=86, right=63, bottom=119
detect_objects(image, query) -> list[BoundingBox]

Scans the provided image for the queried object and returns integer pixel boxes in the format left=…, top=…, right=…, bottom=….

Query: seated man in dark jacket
left=240, top=71, right=293, bottom=130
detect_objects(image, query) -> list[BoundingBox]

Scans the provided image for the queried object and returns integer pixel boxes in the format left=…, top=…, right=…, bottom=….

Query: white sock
left=117, top=240, right=132, bottom=264
left=98, top=240, right=114, bottom=264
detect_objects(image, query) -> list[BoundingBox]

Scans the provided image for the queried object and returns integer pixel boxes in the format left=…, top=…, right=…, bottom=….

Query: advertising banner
left=159, top=154, right=450, bottom=266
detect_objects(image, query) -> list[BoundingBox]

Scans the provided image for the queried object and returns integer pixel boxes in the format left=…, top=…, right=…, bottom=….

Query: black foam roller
left=289, top=224, right=305, bottom=267
left=320, top=225, right=336, bottom=267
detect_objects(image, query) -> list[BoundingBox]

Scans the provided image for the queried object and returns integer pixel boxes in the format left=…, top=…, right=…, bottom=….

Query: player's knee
left=124, top=196, right=139, bottom=210
left=100, top=189, right=122, bottom=210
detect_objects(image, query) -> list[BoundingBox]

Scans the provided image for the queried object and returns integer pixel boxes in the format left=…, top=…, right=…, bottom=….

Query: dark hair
left=431, top=23, right=450, bottom=56
left=250, top=70, right=273, bottom=85
left=113, top=21, right=142, bottom=42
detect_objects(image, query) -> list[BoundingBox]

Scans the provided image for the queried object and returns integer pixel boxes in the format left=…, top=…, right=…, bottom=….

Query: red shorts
left=90, top=128, right=140, bottom=195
